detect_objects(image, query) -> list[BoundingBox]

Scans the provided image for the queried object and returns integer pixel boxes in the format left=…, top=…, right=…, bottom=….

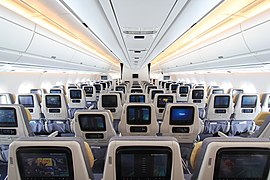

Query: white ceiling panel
left=111, top=0, right=176, bottom=28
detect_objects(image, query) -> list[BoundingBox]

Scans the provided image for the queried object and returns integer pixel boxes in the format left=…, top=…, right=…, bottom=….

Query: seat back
left=191, top=138, right=270, bottom=180
left=94, top=83, right=102, bottom=95
left=207, top=88, right=224, bottom=97
left=83, top=85, right=97, bottom=102
left=100, top=82, right=108, bottom=93
left=233, top=94, right=261, bottom=120
left=98, top=93, right=122, bottom=120
left=160, top=103, right=201, bottom=143
left=16, top=93, right=42, bottom=119
left=153, top=94, right=176, bottom=120
left=103, top=136, right=184, bottom=180
left=119, top=103, right=158, bottom=136
left=261, top=93, right=270, bottom=112
left=176, top=85, right=190, bottom=102
left=49, top=88, right=65, bottom=95
left=0, top=104, right=34, bottom=145
left=130, top=88, right=143, bottom=93
left=206, top=94, right=234, bottom=120
left=73, top=110, right=116, bottom=146
left=126, top=93, right=148, bottom=103
left=67, top=89, right=86, bottom=109
left=115, top=85, right=127, bottom=94
left=41, top=93, right=68, bottom=120
left=227, top=88, right=244, bottom=98
left=188, top=88, right=205, bottom=108
left=169, top=84, right=179, bottom=94
left=30, top=88, right=47, bottom=97
left=0, top=93, right=15, bottom=104
left=148, top=89, right=165, bottom=103
left=8, top=137, right=95, bottom=180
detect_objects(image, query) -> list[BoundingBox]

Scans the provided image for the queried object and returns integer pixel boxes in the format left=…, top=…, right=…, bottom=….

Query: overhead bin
left=0, top=6, right=35, bottom=52
left=26, top=25, right=76, bottom=62
left=163, top=9, right=270, bottom=72
left=241, top=10, right=270, bottom=53
left=198, top=29, right=250, bottom=61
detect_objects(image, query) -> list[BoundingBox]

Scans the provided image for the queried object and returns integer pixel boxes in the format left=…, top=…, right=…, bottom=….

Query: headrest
left=84, top=142, right=94, bottom=168
left=254, top=112, right=270, bottom=126
left=190, top=141, right=203, bottom=170
left=24, top=108, right=32, bottom=121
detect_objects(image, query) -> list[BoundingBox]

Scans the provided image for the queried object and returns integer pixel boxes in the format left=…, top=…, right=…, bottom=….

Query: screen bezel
left=192, top=90, right=204, bottom=100
left=116, top=146, right=172, bottom=180
left=45, top=95, right=62, bottom=108
left=78, top=114, right=106, bottom=131
left=16, top=146, right=74, bottom=180
left=0, top=107, right=17, bottom=127
left=241, top=95, right=257, bottom=108
left=214, top=147, right=270, bottom=180
left=126, top=106, right=151, bottom=125
left=70, top=90, right=82, bottom=99
left=102, top=95, right=117, bottom=108
left=18, top=95, right=34, bottom=108
left=214, top=96, right=230, bottom=108
left=169, top=106, right=194, bottom=125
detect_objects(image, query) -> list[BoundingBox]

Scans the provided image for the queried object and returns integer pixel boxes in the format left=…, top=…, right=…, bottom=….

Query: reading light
left=152, top=0, right=270, bottom=66
left=0, top=0, right=119, bottom=67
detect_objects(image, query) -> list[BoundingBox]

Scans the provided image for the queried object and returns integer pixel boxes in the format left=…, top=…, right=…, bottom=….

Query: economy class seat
left=67, top=88, right=87, bottom=119
left=126, top=93, right=148, bottom=103
left=16, top=93, right=42, bottom=120
left=160, top=103, right=202, bottom=144
left=188, top=88, right=206, bottom=119
left=98, top=93, right=122, bottom=132
left=8, top=137, right=95, bottom=180
left=230, top=93, right=261, bottom=135
left=168, top=83, right=179, bottom=94
left=119, top=103, right=159, bottom=136
left=0, top=104, right=34, bottom=179
left=73, top=109, right=116, bottom=147
left=190, top=137, right=270, bottom=180
left=83, top=85, right=97, bottom=108
left=0, top=104, right=34, bottom=146
left=41, top=93, right=70, bottom=133
left=0, top=93, right=15, bottom=104
left=176, top=85, right=190, bottom=102
left=102, top=136, right=184, bottom=180
left=204, top=94, right=233, bottom=134
left=16, top=93, right=46, bottom=133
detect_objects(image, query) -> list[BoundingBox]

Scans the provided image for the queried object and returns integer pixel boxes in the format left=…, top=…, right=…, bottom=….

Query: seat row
left=5, top=136, right=270, bottom=180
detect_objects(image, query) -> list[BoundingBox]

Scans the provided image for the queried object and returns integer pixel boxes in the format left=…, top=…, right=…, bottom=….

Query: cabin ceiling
left=1, top=0, right=269, bottom=74
left=60, top=0, right=223, bottom=70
